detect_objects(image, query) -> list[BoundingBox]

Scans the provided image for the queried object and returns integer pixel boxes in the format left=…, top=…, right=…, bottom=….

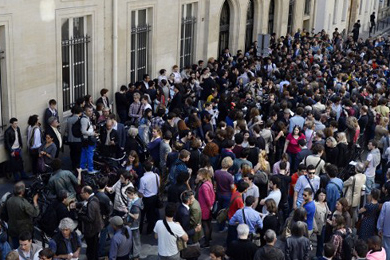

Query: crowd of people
left=3, top=26, right=390, bottom=260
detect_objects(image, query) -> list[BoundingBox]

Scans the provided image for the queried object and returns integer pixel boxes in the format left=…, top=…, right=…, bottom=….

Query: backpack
left=339, top=229, right=357, bottom=260
left=71, top=116, right=85, bottom=138
left=253, top=170, right=268, bottom=186
left=38, top=202, right=58, bottom=237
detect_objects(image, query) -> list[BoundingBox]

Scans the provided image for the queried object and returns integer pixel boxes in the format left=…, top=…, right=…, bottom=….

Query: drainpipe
left=113, top=0, right=118, bottom=94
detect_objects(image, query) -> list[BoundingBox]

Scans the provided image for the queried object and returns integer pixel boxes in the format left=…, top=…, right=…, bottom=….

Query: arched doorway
left=219, top=1, right=230, bottom=56
left=245, top=0, right=255, bottom=51
left=287, top=0, right=295, bottom=34
left=268, top=0, right=275, bottom=34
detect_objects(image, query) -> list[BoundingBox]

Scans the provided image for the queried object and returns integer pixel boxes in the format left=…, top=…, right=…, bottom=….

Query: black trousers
left=140, top=195, right=159, bottom=234
left=85, top=233, right=99, bottom=260
left=69, top=142, right=82, bottom=169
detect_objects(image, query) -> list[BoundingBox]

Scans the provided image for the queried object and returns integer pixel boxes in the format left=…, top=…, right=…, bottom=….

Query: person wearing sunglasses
left=293, top=165, right=320, bottom=209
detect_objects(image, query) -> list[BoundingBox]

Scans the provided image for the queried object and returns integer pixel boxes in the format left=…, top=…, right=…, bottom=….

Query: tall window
left=61, top=17, right=90, bottom=112
left=180, top=3, right=197, bottom=69
left=333, top=0, right=338, bottom=24
left=342, top=0, right=348, bottom=21
left=268, top=0, right=275, bottom=34
left=131, top=9, right=151, bottom=83
left=219, top=1, right=230, bottom=56
left=245, top=0, right=255, bottom=51
left=304, top=0, right=311, bottom=15
left=287, top=0, right=295, bottom=34
left=359, top=0, right=363, bottom=15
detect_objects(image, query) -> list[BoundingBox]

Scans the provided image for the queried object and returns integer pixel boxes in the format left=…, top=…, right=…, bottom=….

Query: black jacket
left=4, top=126, right=23, bottom=152
left=99, top=128, right=119, bottom=156
left=226, top=239, right=258, bottom=260
left=169, top=92, right=183, bottom=113
left=175, top=204, right=195, bottom=242
left=78, top=195, right=103, bottom=237
left=115, top=92, right=129, bottom=112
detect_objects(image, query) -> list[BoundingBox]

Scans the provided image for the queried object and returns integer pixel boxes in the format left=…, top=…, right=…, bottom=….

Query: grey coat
left=64, top=114, right=82, bottom=143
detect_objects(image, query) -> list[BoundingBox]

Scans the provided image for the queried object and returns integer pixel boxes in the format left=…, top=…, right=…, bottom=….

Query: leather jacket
left=4, top=126, right=23, bottom=152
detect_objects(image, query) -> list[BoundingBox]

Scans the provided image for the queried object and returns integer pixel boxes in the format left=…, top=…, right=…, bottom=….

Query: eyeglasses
left=308, top=171, right=315, bottom=175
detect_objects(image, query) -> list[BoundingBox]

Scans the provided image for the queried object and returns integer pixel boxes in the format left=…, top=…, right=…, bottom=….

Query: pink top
left=286, top=133, right=306, bottom=154
left=198, top=181, right=215, bottom=220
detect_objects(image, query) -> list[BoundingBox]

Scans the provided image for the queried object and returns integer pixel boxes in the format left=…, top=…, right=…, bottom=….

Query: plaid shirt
left=151, top=116, right=165, bottom=129
left=128, top=101, right=143, bottom=119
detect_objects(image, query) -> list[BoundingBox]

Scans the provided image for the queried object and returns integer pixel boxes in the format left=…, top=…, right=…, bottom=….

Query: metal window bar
left=130, top=25, right=151, bottom=83
left=0, top=49, right=4, bottom=137
left=180, top=17, right=196, bottom=69
left=62, top=35, right=90, bottom=111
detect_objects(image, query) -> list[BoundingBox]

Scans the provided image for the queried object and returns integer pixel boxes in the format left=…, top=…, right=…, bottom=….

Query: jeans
left=316, top=228, right=326, bottom=257
left=366, top=176, right=375, bottom=194
left=226, top=224, right=238, bottom=247
left=80, top=144, right=95, bottom=172
left=383, top=236, right=390, bottom=260
left=29, top=148, right=40, bottom=175
left=202, top=218, right=212, bottom=245
left=217, top=194, right=231, bottom=231
left=9, top=148, right=27, bottom=181
left=288, top=152, right=298, bottom=173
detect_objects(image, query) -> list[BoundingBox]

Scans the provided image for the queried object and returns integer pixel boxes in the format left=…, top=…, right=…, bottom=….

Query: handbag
left=163, top=219, right=187, bottom=251
left=211, top=200, right=219, bottom=219
left=37, top=157, right=46, bottom=173
left=155, top=174, right=164, bottom=209
left=216, top=194, right=240, bottom=223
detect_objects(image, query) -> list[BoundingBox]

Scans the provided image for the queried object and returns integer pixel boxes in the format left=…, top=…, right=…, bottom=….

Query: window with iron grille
left=287, top=0, right=295, bottom=34
left=180, top=4, right=197, bottom=69
left=304, top=0, right=311, bottom=15
left=61, top=17, right=90, bottom=112
left=268, top=0, right=275, bottom=34
left=219, top=1, right=230, bottom=56
left=245, top=0, right=254, bottom=51
left=131, top=9, right=151, bottom=83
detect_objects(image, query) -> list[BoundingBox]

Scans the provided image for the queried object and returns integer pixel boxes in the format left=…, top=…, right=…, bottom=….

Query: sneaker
left=88, top=170, right=99, bottom=175
left=80, top=168, right=88, bottom=172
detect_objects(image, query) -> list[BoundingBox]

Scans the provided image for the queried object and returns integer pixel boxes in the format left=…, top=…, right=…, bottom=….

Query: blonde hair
left=337, top=132, right=348, bottom=144
left=221, top=157, right=233, bottom=169
left=198, top=168, right=212, bottom=182
left=258, top=150, right=268, bottom=172
left=326, top=136, right=337, bottom=148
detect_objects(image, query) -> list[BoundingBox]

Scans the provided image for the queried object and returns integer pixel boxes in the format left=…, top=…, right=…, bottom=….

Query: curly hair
left=203, top=142, right=219, bottom=157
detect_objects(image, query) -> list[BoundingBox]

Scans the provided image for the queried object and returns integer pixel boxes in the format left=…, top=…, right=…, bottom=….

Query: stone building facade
left=0, top=0, right=387, bottom=165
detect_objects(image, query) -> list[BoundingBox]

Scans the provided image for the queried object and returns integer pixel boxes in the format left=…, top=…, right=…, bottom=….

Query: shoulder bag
left=216, top=194, right=240, bottom=223
left=162, top=219, right=201, bottom=259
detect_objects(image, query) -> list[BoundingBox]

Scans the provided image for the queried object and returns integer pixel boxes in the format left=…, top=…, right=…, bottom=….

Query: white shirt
left=139, top=171, right=159, bottom=198
left=154, top=220, right=186, bottom=256
left=365, top=153, right=376, bottom=178
left=262, top=189, right=281, bottom=214
left=11, top=128, right=20, bottom=150
left=27, top=125, right=42, bottom=149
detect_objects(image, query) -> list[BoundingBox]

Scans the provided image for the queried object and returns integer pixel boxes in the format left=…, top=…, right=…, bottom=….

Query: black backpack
left=72, top=116, right=84, bottom=138
left=338, top=229, right=357, bottom=260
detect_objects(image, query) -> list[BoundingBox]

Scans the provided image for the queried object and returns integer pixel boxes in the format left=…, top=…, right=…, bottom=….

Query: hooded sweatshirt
left=16, top=243, right=42, bottom=260
left=366, top=248, right=387, bottom=260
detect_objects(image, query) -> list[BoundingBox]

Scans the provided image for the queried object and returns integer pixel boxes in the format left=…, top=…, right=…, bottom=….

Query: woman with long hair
left=314, top=188, right=331, bottom=258
left=196, top=168, right=215, bottom=248
left=358, top=188, right=380, bottom=240
left=336, top=132, right=349, bottom=169
left=125, top=150, right=144, bottom=183
left=283, top=125, right=306, bottom=172
left=260, top=199, right=280, bottom=245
